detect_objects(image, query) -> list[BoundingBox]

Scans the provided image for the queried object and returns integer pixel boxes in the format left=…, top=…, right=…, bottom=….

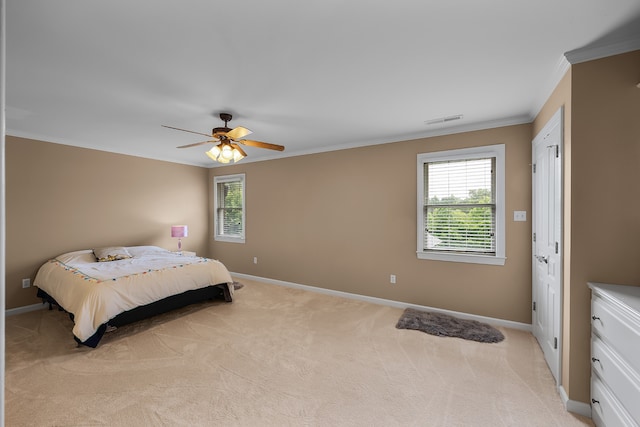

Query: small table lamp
left=171, top=225, right=188, bottom=253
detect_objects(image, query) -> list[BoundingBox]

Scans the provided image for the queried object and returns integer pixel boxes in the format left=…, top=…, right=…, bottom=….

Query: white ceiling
left=7, top=1, right=640, bottom=167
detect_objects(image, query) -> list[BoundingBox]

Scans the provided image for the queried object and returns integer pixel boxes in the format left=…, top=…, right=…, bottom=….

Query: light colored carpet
left=5, top=278, right=593, bottom=426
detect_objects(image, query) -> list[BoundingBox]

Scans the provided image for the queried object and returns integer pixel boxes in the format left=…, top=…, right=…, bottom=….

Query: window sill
left=417, top=251, right=506, bottom=266
left=215, top=235, right=245, bottom=244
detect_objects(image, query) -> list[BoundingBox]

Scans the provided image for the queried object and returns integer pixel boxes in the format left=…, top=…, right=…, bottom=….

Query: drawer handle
left=591, top=399, right=600, bottom=405
left=592, top=315, right=600, bottom=321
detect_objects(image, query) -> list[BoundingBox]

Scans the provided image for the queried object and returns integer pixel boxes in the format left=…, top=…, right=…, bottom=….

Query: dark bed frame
left=37, top=283, right=233, bottom=348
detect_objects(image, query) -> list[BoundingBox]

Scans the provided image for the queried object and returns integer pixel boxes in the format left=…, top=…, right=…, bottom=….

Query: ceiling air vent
left=424, top=114, right=464, bottom=125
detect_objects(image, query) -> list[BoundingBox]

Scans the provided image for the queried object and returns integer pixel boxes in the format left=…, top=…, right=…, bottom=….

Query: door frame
left=532, top=106, right=564, bottom=385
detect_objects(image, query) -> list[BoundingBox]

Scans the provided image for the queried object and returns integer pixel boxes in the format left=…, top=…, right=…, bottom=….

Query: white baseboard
left=5, top=273, right=535, bottom=333
left=5, top=302, right=47, bottom=316
left=559, top=385, right=592, bottom=418
left=231, top=272, right=532, bottom=332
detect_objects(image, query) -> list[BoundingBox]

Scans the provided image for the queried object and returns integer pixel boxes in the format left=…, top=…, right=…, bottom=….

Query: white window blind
left=424, top=158, right=496, bottom=254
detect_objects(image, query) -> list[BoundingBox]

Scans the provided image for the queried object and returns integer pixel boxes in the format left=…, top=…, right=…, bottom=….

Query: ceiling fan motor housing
left=212, top=127, right=232, bottom=137
left=214, top=113, right=234, bottom=137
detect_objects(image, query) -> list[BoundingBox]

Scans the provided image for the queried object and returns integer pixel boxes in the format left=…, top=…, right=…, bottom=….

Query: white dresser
left=588, top=282, right=640, bottom=427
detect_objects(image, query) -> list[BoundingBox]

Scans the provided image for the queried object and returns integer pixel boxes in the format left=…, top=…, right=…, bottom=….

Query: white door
left=532, top=108, right=563, bottom=384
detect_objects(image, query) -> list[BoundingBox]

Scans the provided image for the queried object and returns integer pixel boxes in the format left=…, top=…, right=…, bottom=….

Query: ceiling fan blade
left=230, top=143, right=247, bottom=157
left=238, top=139, right=285, bottom=151
left=226, top=126, right=252, bottom=140
left=162, top=125, right=213, bottom=138
left=177, top=140, right=216, bottom=149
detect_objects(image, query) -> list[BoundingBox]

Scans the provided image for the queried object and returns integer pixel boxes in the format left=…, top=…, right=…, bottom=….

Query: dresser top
left=589, top=282, right=640, bottom=314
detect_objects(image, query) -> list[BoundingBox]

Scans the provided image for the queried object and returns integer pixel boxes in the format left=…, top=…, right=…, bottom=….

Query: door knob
left=535, top=255, right=548, bottom=264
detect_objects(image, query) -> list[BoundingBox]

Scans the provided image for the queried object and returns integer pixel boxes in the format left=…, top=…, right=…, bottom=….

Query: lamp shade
left=220, top=144, right=234, bottom=160
left=171, top=225, right=188, bottom=238
left=232, top=147, right=245, bottom=162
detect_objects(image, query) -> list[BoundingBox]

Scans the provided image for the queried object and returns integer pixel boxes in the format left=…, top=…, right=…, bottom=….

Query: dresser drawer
left=592, top=295, right=640, bottom=375
left=592, top=336, right=640, bottom=422
left=591, top=374, right=639, bottom=427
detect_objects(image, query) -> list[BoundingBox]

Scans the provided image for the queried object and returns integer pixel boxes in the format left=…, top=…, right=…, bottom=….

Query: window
left=417, top=145, right=505, bottom=265
left=214, top=174, right=245, bottom=243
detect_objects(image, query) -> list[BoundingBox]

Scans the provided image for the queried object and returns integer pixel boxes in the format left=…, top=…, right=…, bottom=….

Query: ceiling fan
left=162, top=113, right=284, bottom=164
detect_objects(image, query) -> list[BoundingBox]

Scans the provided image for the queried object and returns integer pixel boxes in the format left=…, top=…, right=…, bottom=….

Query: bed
left=34, top=245, right=234, bottom=347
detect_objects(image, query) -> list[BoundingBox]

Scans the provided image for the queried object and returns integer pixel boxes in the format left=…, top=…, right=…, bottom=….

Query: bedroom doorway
left=531, top=107, right=563, bottom=384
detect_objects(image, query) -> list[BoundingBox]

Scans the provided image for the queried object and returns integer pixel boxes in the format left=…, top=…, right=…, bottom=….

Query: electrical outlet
left=253, top=257, right=258, bottom=264
left=390, top=274, right=396, bottom=284
left=22, top=278, right=31, bottom=288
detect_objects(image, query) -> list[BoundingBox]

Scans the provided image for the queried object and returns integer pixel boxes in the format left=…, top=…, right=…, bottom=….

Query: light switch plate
left=514, top=211, right=527, bottom=221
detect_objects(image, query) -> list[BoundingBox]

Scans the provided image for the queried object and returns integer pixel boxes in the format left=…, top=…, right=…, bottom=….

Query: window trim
left=214, top=173, right=246, bottom=244
left=416, top=144, right=506, bottom=266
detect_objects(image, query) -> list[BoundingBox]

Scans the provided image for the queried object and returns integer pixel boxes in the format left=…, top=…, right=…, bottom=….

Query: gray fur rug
left=396, top=308, right=505, bottom=343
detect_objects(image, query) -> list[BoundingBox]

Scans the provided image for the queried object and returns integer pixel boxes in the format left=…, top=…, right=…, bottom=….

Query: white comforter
left=34, top=246, right=233, bottom=342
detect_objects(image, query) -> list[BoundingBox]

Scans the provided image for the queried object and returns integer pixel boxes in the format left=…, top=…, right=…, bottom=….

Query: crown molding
left=210, top=115, right=532, bottom=167
left=564, top=35, right=640, bottom=64
left=530, top=55, right=571, bottom=121
left=6, top=129, right=212, bottom=168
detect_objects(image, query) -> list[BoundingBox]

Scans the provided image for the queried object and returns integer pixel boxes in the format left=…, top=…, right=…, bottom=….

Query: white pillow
left=92, top=246, right=132, bottom=262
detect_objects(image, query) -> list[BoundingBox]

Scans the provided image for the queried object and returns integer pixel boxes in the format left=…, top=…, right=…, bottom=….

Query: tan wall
left=532, top=70, right=573, bottom=395
left=533, top=50, right=640, bottom=406
left=5, top=136, right=209, bottom=309
left=210, top=124, right=533, bottom=323
left=567, top=50, right=640, bottom=404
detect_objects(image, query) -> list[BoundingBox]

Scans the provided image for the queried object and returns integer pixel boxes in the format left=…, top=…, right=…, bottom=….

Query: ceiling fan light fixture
left=210, top=145, right=222, bottom=157
left=232, top=147, right=245, bottom=162
left=220, top=143, right=234, bottom=160
left=206, top=142, right=244, bottom=164
left=206, top=145, right=222, bottom=161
